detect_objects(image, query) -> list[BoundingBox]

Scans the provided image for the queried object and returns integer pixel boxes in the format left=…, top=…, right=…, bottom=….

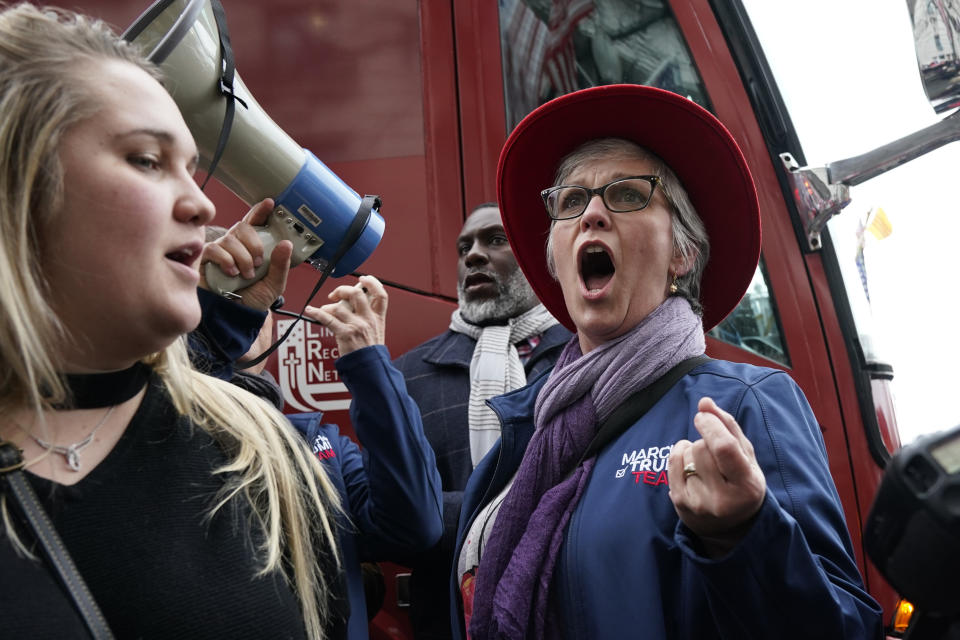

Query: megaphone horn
left=123, top=0, right=385, bottom=296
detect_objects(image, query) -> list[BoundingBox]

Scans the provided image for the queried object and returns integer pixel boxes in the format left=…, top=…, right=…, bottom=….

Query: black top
left=0, top=375, right=334, bottom=639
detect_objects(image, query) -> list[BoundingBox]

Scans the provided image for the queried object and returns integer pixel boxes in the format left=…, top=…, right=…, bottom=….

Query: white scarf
left=449, top=304, right=559, bottom=467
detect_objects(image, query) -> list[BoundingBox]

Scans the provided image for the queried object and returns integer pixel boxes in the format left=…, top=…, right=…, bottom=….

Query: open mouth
left=464, top=272, right=496, bottom=289
left=580, top=244, right=615, bottom=293
left=165, top=244, right=201, bottom=267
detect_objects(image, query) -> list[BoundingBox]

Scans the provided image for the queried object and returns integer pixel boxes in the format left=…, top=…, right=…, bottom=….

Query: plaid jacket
left=392, top=323, right=570, bottom=640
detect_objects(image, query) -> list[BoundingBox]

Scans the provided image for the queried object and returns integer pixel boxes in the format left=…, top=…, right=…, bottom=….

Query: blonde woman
left=0, top=4, right=346, bottom=637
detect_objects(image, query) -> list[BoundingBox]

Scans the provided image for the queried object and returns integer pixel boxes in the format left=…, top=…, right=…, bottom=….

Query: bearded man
left=393, top=203, right=571, bottom=640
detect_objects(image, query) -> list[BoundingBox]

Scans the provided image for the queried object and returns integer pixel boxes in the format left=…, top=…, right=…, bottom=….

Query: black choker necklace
left=58, top=362, right=151, bottom=409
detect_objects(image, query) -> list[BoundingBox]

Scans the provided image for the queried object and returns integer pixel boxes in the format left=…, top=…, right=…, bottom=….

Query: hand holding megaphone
left=124, top=0, right=384, bottom=298
left=200, top=198, right=292, bottom=311
left=198, top=152, right=384, bottom=297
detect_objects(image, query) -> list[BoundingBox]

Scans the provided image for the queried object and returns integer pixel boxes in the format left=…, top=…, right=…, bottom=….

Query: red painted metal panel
left=872, top=378, right=902, bottom=456
left=672, top=0, right=897, bottom=613
left=452, top=0, right=509, bottom=209
left=369, top=562, right=416, bottom=640
left=420, top=0, right=468, bottom=299
left=806, top=256, right=899, bottom=614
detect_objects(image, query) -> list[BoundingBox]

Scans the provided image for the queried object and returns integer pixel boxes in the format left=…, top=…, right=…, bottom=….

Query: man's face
left=456, top=206, right=538, bottom=324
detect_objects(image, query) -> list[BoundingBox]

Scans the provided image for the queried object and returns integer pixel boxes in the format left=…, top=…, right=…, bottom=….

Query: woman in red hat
left=452, top=85, right=883, bottom=640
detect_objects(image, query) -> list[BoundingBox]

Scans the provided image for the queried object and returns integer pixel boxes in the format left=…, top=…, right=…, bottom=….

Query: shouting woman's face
left=549, top=153, right=688, bottom=354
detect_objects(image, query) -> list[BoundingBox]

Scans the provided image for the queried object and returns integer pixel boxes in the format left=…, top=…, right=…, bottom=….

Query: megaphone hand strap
left=236, top=194, right=380, bottom=370
left=200, top=0, right=246, bottom=190
left=329, top=195, right=377, bottom=267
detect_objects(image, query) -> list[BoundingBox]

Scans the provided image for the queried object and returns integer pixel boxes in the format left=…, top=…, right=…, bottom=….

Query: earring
left=669, top=274, right=679, bottom=294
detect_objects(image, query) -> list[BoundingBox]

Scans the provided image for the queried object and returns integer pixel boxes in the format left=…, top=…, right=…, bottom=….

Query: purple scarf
left=468, top=296, right=705, bottom=640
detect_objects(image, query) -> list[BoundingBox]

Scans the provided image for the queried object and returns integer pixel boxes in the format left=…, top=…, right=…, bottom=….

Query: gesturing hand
left=302, top=275, right=387, bottom=356
left=668, top=396, right=766, bottom=556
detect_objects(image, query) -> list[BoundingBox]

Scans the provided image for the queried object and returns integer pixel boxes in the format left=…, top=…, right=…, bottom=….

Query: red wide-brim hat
left=497, top=84, right=761, bottom=332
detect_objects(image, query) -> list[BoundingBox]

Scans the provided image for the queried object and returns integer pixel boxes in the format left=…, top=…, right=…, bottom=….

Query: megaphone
left=123, top=0, right=384, bottom=296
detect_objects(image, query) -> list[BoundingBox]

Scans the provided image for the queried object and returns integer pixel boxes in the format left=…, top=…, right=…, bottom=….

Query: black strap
left=0, top=442, right=115, bottom=639
left=236, top=194, right=382, bottom=370
left=121, top=0, right=177, bottom=45
left=200, top=0, right=247, bottom=190
left=576, top=355, right=711, bottom=466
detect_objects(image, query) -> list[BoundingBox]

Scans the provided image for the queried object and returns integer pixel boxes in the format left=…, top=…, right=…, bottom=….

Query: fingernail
left=253, top=256, right=263, bottom=267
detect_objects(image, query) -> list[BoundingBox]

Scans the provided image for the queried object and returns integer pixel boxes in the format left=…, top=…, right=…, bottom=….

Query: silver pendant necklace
left=28, top=405, right=116, bottom=472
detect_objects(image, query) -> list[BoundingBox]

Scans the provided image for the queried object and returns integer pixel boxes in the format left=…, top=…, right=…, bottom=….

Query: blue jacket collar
left=486, top=368, right=552, bottom=427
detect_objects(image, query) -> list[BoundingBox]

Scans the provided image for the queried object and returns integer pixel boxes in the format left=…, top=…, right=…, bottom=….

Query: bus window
left=497, top=0, right=710, bottom=130
left=708, top=259, right=790, bottom=367
left=825, top=207, right=890, bottom=368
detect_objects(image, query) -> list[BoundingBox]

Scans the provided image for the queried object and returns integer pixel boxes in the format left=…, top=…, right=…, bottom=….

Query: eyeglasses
left=540, top=175, right=663, bottom=220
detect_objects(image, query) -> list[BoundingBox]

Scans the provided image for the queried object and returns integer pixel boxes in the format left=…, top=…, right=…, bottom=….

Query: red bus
left=71, top=0, right=945, bottom=636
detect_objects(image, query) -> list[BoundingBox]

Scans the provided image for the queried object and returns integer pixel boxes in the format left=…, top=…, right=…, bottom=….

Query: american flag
left=501, top=0, right=595, bottom=127
left=854, top=243, right=870, bottom=304
left=854, top=212, right=871, bottom=304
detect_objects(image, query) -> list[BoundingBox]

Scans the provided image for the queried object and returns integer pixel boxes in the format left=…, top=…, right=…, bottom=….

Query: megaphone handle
left=204, top=227, right=277, bottom=295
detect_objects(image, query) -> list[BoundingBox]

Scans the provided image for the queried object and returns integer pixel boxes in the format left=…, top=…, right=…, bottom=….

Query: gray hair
left=545, top=138, right=709, bottom=315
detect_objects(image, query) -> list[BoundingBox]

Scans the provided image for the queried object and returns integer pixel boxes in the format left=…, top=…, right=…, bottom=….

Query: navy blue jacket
left=189, top=288, right=265, bottom=380
left=393, top=325, right=570, bottom=640
left=191, top=290, right=443, bottom=639
left=289, top=345, right=444, bottom=640
left=393, top=325, right=571, bottom=526
left=453, top=359, right=883, bottom=640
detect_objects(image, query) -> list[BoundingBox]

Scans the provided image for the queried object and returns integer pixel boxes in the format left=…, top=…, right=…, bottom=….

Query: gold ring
left=683, top=461, right=697, bottom=478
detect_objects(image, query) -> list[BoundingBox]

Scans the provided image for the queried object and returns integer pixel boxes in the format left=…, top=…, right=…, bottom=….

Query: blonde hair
left=0, top=4, right=341, bottom=637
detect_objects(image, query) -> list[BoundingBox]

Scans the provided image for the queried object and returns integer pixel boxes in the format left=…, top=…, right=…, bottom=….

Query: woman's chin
left=153, top=302, right=202, bottom=347
left=180, top=304, right=203, bottom=335
left=572, top=311, right=627, bottom=351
